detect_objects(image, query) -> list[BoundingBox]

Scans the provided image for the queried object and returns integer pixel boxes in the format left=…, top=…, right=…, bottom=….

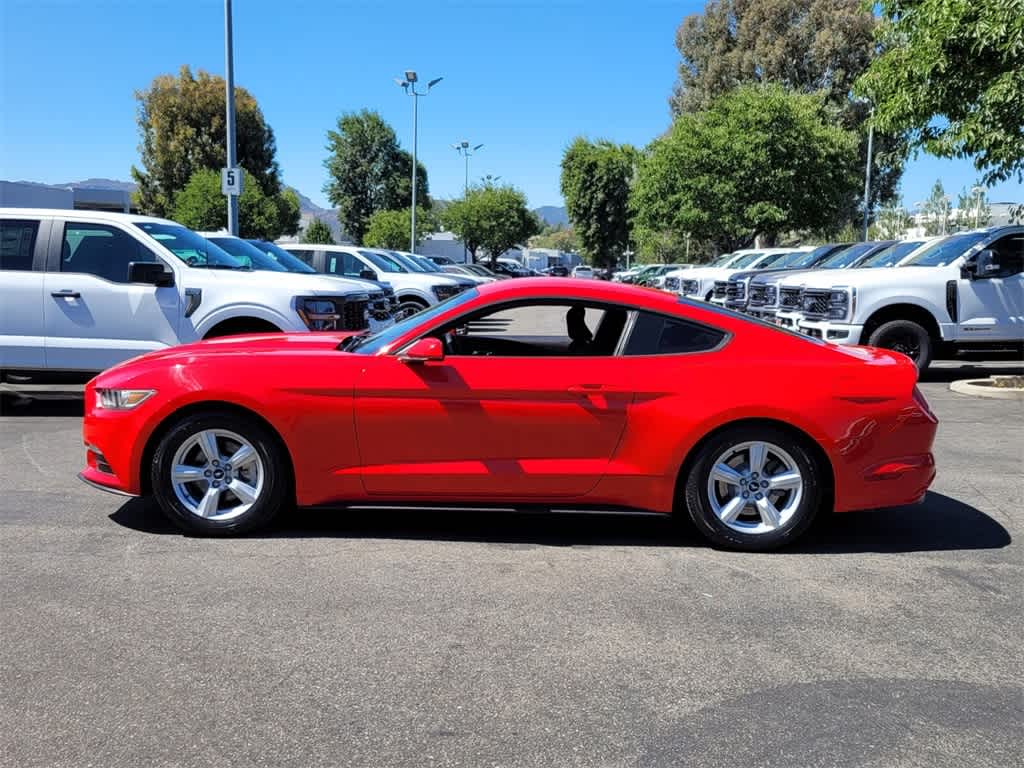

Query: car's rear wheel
left=684, top=425, right=823, bottom=551
left=867, top=319, right=933, bottom=372
left=150, top=412, right=289, bottom=535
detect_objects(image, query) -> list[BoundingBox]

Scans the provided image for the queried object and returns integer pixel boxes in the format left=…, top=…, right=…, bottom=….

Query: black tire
left=683, top=424, right=824, bottom=551
left=396, top=297, right=428, bottom=319
left=867, top=319, right=933, bottom=372
left=150, top=411, right=290, bottom=535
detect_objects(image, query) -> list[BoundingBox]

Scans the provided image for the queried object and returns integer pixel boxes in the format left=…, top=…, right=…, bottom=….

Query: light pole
left=395, top=71, right=442, bottom=253
left=862, top=107, right=875, bottom=242
left=452, top=141, right=483, bottom=262
left=971, top=185, right=984, bottom=228
left=224, top=0, right=239, bottom=235
left=941, top=195, right=951, bottom=236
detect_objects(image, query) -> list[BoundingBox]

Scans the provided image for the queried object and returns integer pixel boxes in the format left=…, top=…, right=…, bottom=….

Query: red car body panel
left=81, top=279, right=937, bottom=516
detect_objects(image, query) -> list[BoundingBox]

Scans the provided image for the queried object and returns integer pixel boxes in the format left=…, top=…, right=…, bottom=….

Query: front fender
left=191, top=302, right=303, bottom=338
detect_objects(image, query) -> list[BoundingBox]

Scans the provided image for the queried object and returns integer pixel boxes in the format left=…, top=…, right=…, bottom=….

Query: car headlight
left=432, top=284, right=462, bottom=301
left=96, top=389, right=155, bottom=410
left=827, top=286, right=854, bottom=320
left=296, top=296, right=346, bottom=330
left=764, top=285, right=777, bottom=304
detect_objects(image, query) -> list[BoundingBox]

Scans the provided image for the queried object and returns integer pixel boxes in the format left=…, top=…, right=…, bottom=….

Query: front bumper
left=747, top=307, right=778, bottom=321
left=775, top=310, right=803, bottom=329
left=798, top=319, right=865, bottom=345
left=710, top=296, right=727, bottom=307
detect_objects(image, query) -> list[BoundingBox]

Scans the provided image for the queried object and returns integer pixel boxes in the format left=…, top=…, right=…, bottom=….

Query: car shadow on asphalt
left=919, top=362, right=1022, bottom=384
left=109, top=491, right=1009, bottom=553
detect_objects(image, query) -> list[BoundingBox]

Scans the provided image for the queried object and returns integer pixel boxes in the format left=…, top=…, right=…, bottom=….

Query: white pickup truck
left=0, top=208, right=383, bottom=387
left=777, top=226, right=1024, bottom=371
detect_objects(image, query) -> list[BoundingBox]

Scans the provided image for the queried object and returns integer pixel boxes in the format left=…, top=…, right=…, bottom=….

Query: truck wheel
left=396, top=298, right=428, bottom=319
left=867, top=319, right=933, bottom=372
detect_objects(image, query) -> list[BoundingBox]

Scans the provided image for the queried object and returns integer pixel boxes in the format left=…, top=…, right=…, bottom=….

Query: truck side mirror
left=359, top=269, right=378, bottom=281
left=969, top=249, right=1000, bottom=278
left=129, top=261, right=174, bottom=287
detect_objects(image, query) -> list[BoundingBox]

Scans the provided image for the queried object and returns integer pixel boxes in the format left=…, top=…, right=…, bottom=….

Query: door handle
left=51, top=290, right=81, bottom=299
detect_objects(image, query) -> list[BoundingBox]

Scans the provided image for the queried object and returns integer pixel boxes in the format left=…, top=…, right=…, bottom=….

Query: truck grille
left=801, top=289, right=831, bottom=318
left=713, top=281, right=728, bottom=299
left=664, top=276, right=680, bottom=291
left=726, top=281, right=746, bottom=301
left=342, top=300, right=370, bottom=330
left=780, top=286, right=802, bottom=309
left=748, top=284, right=768, bottom=307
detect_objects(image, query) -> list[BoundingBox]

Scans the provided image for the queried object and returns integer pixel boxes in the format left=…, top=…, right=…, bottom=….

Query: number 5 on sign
left=221, top=168, right=243, bottom=196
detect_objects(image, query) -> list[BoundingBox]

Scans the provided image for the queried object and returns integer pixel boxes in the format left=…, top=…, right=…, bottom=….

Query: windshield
left=789, top=244, right=838, bottom=268
left=406, top=253, right=443, bottom=272
left=347, top=288, right=480, bottom=355
left=359, top=249, right=406, bottom=273
left=731, top=252, right=764, bottom=268
left=770, top=250, right=808, bottom=268
left=903, top=231, right=990, bottom=267
left=135, top=222, right=246, bottom=269
left=859, top=240, right=926, bottom=268
left=208, top=237, right=289, bottom=272
left=819, top=242, right=879, bottom=269
left=248, top=240, right=318, bottom=273
left=710, top=253, right=736, bottom=267
left=756, top=251, right=790, bottom=268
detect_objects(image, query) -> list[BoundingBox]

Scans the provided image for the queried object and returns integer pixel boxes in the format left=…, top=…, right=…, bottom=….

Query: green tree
left=957, top=185, right=992, bottom=231
left=363, top=208, right=436, bottom=250
left=859, top=0, right=1024, bottom=185
left=921, top=180, right=953, bottom=236
left=302, top=217, right=335, bottom=244
left=872, top=201, right=912, bottom=240
left=632, top=84, right=860, bottom=253
left=634, top=228, right=692, bottom=265
left=442, top=184, right=541, bottom=265
left=172, top=169, right=300, bottom=240
left=529, top=224, right=579, bottom=252
left=323, top=109, right=429, bottom=243
left=670, top=0, right=904, bottom=213
left=131, top=66, right=283, bottom=217
left=560, top=139, right=638, bottom=268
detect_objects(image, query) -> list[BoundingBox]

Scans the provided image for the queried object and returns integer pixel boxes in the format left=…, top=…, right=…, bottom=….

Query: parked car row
left=0, top=208, right=477, bottom=387
left=657, top=228, right=1024, bottom=371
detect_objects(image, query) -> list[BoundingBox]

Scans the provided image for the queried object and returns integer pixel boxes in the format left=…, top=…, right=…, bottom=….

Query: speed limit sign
left=221, top=167, right=242, bottom=196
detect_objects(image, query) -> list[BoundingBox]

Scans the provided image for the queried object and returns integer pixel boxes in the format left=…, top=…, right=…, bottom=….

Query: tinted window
left=63, top=223, right=156, bottom=282
left=359, top=249, right=405, bottom=273
left=903, top=231, right=989, bottom=267
left=284, top=248, right=315, bottom=266
left=0, top=220, right=38, bottom=271
left=859, top=240, right=925, bottom=268
left=323, top=250, right=368, bottom=278
left=135, top=222, right=244, bottom=269
left=625, top=312, right=726, bottom=355
left=788, top=244, right=841, bottom=269
left=208, top=237, right=289, bottom=271
left=988, top=234, right=1024, bottom=277
left=247, top=240, right=318, bottom=273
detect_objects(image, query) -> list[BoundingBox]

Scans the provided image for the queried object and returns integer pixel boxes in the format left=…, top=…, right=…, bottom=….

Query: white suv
left=284, top=244, right=471, bottom=317
left=0, top=208, right=381, bottom=385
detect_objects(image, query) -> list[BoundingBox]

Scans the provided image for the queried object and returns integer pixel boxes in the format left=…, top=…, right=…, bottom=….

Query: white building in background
left=0, top=180, right=133, bottom=212
left=906, top=201, right=1019, bottom=237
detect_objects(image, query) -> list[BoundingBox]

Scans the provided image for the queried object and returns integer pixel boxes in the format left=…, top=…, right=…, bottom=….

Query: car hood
left=203, top=268, right=381, bottom=296
left=779, top=264, right=953, bottom=290
left=676, top=267, right=741, bottom=282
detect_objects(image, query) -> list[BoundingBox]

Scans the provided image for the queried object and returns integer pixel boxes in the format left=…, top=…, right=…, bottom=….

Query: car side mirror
left=399, top=337, right=444, bottom=364
left=129, top=261, right=174, bottom=287
left=359, top=269, right=377, bottom=281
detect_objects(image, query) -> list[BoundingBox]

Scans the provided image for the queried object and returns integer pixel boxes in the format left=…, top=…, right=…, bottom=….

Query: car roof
left=0, top=207, right=176, bottom=225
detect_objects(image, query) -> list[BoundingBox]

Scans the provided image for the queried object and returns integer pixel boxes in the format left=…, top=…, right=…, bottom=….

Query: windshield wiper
left=339, top=332, right=370, bottom=351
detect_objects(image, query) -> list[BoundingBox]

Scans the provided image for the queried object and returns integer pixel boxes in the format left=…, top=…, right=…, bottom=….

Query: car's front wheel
left=150, top=412, right=290, bottom=535
left=683, top=425, right=823, bottom=551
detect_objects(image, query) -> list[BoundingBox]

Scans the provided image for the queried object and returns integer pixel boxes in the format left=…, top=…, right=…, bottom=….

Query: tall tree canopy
left=632, top=85, right=859, bottom=253
left=858, top=0, right=1024, bottom=185
left=560, top=139, right=638, bottom=268
left=131, top=66, right=282, bottom=217
left=363, top=208, right=435, bottom=250
left=442, top=184, right=540, bottom=265
left=670, top=0, right=903, bottom=213
left=323, top=110, right=428, bottom=243
left=172, top=169, right=300, bottom=240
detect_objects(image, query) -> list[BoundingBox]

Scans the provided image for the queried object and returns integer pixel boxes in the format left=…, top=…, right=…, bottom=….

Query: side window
left=285, top=248, right=314, bottom=266
left=62, top=223, right=155, bottom=283
left=989, top=235, right=1024, bottom=277
left=0, top=219, right=39, bottom=271
left=342, top=252, right=366, bottom=278
left=624, top=311, right=726, bottom=355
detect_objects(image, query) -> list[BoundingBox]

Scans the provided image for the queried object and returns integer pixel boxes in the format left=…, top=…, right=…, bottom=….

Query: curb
left=950, top=378, right=1024, bottom=400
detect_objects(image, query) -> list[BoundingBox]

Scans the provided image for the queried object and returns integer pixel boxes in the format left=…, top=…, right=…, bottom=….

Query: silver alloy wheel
left=170, top=429, right=265, bottom=521
left=706, top=440, right=804, bottom=535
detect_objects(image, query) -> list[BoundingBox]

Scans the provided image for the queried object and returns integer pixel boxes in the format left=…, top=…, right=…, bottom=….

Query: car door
left=957, top=232, right=1024, bottom=341
left=43, top=219, right=184, bottom=372
left=353, top=302, right=634, bottom=498
left=0, top=216, right=49, bottom=371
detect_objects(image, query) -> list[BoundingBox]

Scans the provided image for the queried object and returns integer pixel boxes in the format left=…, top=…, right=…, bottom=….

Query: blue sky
left=2, top=0, right=1020, bottom=210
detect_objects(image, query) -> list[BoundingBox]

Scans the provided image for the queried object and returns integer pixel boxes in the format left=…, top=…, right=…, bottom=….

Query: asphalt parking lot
left=1, top=361, right=1021, bottom=768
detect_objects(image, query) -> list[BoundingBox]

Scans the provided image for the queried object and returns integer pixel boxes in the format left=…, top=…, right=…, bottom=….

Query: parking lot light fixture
left=396, top=71, right=443, bottom=253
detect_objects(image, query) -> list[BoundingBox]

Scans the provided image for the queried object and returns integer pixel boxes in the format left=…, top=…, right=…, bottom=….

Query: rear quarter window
left=0, top=219, right=39, bottom=271
left=624, top=311, right=726, bottom=355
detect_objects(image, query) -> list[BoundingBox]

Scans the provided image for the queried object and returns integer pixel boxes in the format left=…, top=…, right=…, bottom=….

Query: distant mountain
left=534, top=205, right=568, bottom=227
left=60, top=178, right=138, bottom=192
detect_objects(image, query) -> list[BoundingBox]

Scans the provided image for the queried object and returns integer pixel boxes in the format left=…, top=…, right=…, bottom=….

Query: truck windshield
left=208, top=237, right=289, bottom=272
left=731, top=252, right=764, bottom=268
left=859, top=240, right=926, bottom=268
left=248, top=240, right=318, bottom=273
left=359, top=249, right=406, bottom=273
left=788, top=244, right=840, bottom=269
left=819, top=242, right=877, bottom=269
left=902, top=232, right=990, bottom=267
left=135, top=222, right=247, bottom=269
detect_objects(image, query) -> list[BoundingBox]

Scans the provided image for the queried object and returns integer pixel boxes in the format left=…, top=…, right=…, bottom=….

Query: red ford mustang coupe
left=80, top=278, right=937, bottom=550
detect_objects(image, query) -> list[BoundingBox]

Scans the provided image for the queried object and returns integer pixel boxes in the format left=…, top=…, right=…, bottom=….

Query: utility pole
left=862, top=110, right=874, bottom=242
left=972, top=185, right=984, bottom=228
left=223, top=0, right=239, bottom=235
left=396, top=72, right=442, bottom=253
left=453, top=141, right=483, bottom=262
